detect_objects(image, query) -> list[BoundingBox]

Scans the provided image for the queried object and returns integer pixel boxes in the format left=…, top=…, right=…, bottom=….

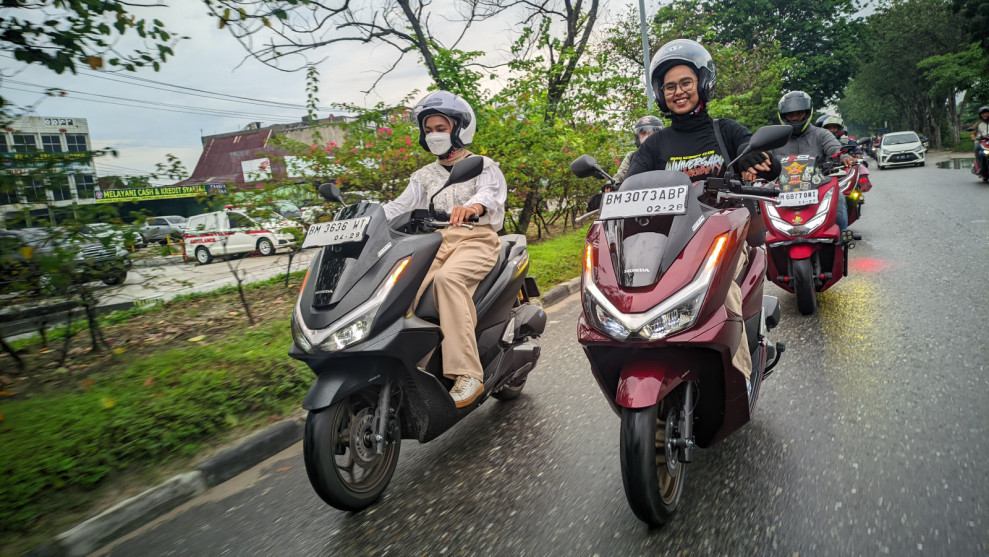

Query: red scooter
left=838, top=156, right=870, bottom=226
left=761, top=154, right=854, bottom=315
left=570, top=125, right=791, bottom=527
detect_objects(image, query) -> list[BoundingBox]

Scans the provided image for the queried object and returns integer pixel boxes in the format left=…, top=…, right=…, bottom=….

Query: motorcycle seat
left=414, top=235, right=521, bottom=323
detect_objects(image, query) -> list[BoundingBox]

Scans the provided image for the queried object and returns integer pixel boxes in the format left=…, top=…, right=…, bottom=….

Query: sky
left=3, top=0, right=590, bottom=185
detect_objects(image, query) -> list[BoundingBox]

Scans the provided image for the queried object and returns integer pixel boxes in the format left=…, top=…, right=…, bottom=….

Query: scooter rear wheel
left=792, top=258, right=818, bottom=315
left=304, top=391, right=401, bottom=511
left=619, top=390, right=687, bottom=527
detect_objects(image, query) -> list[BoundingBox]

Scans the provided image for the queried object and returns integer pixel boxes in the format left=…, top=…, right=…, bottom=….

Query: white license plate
left=598, top=186, right=689, bottom=220
left=777, top=190, right=819, bottom=207
left=301, top=217, right=371, bottom=248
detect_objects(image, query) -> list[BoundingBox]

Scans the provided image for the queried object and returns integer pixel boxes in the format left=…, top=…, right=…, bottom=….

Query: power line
left=3, top=83, right=304, bottom=122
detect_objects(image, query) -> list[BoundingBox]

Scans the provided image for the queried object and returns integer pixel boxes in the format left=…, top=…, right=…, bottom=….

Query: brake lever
left=426, top=219, right=474, bottom=230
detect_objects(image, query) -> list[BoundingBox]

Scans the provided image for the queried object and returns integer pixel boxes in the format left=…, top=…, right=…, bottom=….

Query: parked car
left=876, top=131, right=926, bottom=169
left=918, top=134, right=930, bottom=151
left=183, top=210, right=296, bottom=264
left=79, top=223, right=141, bottom=251
left=140, top=215, right=187, bottom=245
left=273, top=201, right=303, bottom=221
left=0, top=227, right=131, bottom=294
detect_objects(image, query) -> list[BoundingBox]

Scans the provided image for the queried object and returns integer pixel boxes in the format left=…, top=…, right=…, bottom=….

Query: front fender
left=788, top=244, right=815, bottom=260
left=302, top=365, right=390, bottom=411
left=615, top=360, right=695, bottom=409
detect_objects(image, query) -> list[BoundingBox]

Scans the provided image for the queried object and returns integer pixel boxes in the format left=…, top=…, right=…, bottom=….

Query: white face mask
left=425, top=132, right=453, bottom=156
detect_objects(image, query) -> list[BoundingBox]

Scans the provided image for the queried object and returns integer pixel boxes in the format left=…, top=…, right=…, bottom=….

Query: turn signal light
left=584, top=243, right=595, bottom=273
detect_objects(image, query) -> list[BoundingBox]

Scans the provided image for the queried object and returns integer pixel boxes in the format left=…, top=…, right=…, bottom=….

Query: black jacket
left=626, top=110, right=780, bottom=184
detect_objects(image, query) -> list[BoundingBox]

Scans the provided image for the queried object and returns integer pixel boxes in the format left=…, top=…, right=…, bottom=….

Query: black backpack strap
left=711, top=118, right=730, bottom=170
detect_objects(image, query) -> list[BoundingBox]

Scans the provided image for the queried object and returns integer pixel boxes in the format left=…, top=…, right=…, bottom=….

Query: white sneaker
left=450, top=376, right=484, bottom=408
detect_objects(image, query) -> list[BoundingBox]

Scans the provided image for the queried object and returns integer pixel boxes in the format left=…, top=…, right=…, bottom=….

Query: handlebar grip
left=739, top=185, right=781, bottom=197
left=467, top=214, right=479, bottom=223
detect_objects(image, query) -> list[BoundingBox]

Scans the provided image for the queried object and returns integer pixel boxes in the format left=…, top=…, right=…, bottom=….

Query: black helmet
left=649, top=39, right=717, bottom=114
left=633, top=115, right=664, bottom=146
left=411, top=91, right=476, bottom=153
left=778, top=91, right=814, bottom=136
left=815, top=114, right=827, bottom=127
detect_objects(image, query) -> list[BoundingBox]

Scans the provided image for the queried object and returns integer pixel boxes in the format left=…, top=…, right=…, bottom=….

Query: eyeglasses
left=662, top=77, right=695, bottom=95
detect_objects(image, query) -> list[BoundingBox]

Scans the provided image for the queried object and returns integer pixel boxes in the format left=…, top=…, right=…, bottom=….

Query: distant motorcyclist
left=822, top=115, right=862, bottom=157
left=613, top=115, right=664, bottom=184
left=769, top=91, right=855, bottom=239
left=971, top=106, right=989, bottom=143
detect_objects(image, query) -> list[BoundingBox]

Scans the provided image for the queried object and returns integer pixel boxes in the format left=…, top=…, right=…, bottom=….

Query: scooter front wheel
left=792, top=258, right=818, bottom=315
left=304, top=391, right=401, bottom=511
left=619, top=390, right=687, bottom=527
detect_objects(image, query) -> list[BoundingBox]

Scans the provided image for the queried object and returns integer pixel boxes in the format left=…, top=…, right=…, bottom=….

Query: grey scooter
left=291, top=157, right=545, bottom=511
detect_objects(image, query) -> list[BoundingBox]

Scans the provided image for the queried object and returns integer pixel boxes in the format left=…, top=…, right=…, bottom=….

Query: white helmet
left=412, top=91, right=477, bottom=153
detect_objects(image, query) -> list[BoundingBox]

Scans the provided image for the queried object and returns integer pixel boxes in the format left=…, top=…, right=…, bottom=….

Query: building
left=0, top=116, right=98, bottom=227
left=175, top=116, right=350, bottom=189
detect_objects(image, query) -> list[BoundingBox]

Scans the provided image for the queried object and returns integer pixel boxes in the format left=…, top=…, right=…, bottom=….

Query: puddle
left=936, top=158, right=974, bottom=169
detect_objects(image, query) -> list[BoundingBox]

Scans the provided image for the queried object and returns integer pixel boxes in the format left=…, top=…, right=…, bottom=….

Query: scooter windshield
left=604, top=170, right=706, bottom=289
left=312, top=202, right=393, bottom=308
left=778, top=155, right=827, bottom=193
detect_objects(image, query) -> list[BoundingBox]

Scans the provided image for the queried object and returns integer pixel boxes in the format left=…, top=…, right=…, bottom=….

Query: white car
left=183, top=210, right=297, bottom=264
left=876, top=131, right=926, bottom=170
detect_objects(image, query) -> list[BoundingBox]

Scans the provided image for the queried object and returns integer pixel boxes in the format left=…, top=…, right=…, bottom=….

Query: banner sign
left=95, top=184, right=228, bottom=203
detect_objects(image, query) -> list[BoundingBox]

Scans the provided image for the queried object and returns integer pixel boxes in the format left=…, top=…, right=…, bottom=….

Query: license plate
left=598, top=186, right=689, bottom=220
left=301, top=217, right=371, bottom=248
left=777, top=190, right=819, bottom=207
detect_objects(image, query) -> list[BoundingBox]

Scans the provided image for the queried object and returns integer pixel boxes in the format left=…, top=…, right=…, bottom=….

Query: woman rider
left=624, top=39, right=782, bottom=391
left=383, top=91, right=507, bottom=408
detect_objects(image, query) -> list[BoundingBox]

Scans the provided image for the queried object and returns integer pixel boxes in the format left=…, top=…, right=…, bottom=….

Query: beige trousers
left=413, top=225, right=501, bottom=382
left=726, top=244, right=753, bottom=381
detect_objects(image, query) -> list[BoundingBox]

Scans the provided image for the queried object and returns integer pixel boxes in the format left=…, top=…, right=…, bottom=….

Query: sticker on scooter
left=302, top=216, right=372, bottom=248
left=599, top=186, right=688, bottom=220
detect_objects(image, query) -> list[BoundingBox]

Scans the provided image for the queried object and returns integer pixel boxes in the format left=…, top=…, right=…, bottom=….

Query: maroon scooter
left=570, top=125, right=791, bottom=527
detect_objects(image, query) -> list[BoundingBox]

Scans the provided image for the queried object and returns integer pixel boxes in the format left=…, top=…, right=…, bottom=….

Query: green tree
left=837, top=0, right=968, bottom=147
left=701, top=0, right=865, bottom=105
left=918, top=42, right=989, bottom=142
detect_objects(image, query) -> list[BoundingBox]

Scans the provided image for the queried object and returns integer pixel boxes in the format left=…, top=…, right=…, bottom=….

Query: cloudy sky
left=5, top=0, right=623, bottom=184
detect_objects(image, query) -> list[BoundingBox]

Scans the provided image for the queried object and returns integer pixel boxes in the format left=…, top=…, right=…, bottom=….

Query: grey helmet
left=979, top=106, right=989, bottom=118
left=633, top=115, right=664, bottom=146
left=821, top=115, right=845, bottom=138
left=649, top=39, right=717, bottom=114
left=778, top=91, right=814, bottom=136
left=412, top=91, right=477, bottom=153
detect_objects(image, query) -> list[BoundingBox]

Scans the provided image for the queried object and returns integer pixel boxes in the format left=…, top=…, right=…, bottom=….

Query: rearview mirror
left=317, top=182, right=345, bottom=205
left=569, top=155, right=599, bottom=178
left=746, top=125, right=793, bottom=154
left=444, top=157, right=485, bottom=187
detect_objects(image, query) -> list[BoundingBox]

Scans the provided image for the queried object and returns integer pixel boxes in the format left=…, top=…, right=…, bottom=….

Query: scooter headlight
left=638, top=288, right=705, bottom=340
left=582, top=235, right=726, bottom=341
left=583, top=294, right=631, bottom=340
left=799, top=188, right=834, bottom=235
left=293, top=257, right=411, bottom=354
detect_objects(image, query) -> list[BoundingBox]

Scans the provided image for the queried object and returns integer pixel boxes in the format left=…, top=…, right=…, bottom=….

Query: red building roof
left=174, top=129, right=272, bottom=186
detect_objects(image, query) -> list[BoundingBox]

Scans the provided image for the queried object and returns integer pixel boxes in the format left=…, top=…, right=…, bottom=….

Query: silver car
left=140, top=215, right=187, bottom=244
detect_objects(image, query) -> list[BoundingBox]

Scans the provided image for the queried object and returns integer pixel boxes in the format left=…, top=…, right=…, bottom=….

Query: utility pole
left=638, top=0, right=653, bottom=110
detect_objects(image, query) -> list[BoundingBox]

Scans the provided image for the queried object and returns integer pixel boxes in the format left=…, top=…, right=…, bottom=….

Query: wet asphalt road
left=100, top=162, right=988, bottom=556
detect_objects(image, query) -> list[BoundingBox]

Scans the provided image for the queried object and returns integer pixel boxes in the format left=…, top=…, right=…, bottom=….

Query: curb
left=41, top=417, right=305, bottom=557
left=537, top=276, right=581, bottom=308
left=38, top=277, right=581, bottom=556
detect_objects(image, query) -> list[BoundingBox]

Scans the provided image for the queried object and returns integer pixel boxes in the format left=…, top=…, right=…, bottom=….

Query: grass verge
left=0, top=225, right=588, bottom=555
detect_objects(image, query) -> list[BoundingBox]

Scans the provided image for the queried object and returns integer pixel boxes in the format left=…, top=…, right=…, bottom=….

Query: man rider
left=383, top=91, right=507, bottom=408
left=822, top=115, right=863, bottom=157
left=625, top=39, right=782, bottom=393
left=613, top=115, right=664, bottom=184
left=769, top=92, right=856, bottom=240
